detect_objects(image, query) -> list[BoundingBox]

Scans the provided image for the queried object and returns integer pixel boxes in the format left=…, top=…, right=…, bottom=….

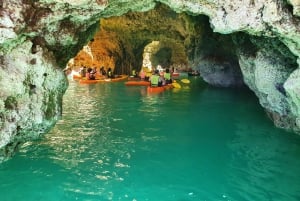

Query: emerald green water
left=1, top=77, right=300, bottom=201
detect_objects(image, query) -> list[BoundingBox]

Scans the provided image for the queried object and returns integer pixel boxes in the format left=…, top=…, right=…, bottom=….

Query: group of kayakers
left=129, top=68, right=172, bottom=87
left=149, top=68, right=172, bottom=87
left=119, top=67, right=174, bottom=87
left=78, top=66, right=114, bottom=80
left=71, top=65, right=177, bottom=87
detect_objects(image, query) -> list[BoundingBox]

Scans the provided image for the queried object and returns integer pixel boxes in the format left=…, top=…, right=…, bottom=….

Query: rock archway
left=1, top=0, right=300, bottom=161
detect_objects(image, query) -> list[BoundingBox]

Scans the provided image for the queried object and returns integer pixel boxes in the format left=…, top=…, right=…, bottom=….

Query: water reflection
left=140, top=94, right=162, bottom=116
left=40, top=83, right=133, bottom=193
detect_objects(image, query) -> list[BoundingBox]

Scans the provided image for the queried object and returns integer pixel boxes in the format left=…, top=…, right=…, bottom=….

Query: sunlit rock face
left=71, top=4, right=191, bottom=74
left=1, top=0, right=300, bottom=161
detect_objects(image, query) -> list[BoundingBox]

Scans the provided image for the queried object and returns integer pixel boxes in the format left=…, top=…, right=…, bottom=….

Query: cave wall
left=234, top=33, right=299, bottom=130
left=1, top=0, right=300, bottom=161
left=0, top=40, right=67, bottom=161
left=184, top=15, right=244, bottom=87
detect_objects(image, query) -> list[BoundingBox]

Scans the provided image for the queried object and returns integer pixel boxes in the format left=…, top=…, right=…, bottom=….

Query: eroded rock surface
left=1, top=0, right=300, bottom=161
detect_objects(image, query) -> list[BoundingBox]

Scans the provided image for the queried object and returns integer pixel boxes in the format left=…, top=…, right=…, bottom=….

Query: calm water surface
left=1, top=77, right=300, bottom=201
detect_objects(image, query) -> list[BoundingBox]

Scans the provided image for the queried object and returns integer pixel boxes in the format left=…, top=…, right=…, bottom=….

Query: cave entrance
left=66, top=3, right=192, bottom=78
left=65, top=3, right=247, bottom=87
left=142, top=41, right=172, bottom=73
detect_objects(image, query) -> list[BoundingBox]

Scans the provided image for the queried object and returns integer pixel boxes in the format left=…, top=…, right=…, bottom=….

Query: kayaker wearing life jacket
left=150, top=70, right=162, bottom=87
left=164, top=68, right=172, bottom=84
left=107, top=67, right=114, bottom=78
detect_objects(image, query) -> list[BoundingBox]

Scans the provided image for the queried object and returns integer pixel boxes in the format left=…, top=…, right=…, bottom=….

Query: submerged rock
left=0, top=0, right=300, bottom=161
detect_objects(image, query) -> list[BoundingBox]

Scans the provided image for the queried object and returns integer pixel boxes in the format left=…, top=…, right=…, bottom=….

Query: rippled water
left=1, top=77, right=300, bottom=201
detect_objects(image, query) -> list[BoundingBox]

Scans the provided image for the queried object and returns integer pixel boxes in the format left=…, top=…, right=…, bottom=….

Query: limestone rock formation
left=1, top=0, right=300, bottom=161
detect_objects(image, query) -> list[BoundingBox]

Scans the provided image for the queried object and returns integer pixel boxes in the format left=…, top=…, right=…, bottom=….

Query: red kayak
left=172, top=72, right=180, bottom=77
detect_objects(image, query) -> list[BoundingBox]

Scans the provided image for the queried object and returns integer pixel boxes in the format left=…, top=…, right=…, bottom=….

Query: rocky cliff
left=1, top=0, right=300, bottom=161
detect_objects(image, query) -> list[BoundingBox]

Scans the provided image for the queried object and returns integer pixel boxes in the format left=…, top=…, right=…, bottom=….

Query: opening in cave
left=64, top=2, right=298, bottom=90
left=65, top=3, right=245, bottom=87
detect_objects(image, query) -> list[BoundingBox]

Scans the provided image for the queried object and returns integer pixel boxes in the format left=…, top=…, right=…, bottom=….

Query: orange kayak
left=79, top=75, right=128, bottom=84
left=73, top=74, right=105, bottom=80
left=73, top=74, right=82, bottom=79
left=125, top=81, right=150, bottom=86
left=127, top=77, right=141, bottom=81
left=147, top=84, right=174, bottom=93
left=147, top=86, right=165, bottom=93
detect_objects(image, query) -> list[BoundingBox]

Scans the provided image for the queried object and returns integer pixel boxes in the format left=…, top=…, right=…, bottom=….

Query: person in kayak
left=86, top=67, right=96, bottom=80
left=164, top=68, right=172, bottom=84
left=150, top=70, right=162, bottom=87
left=107, top=67, right=114, bottom=78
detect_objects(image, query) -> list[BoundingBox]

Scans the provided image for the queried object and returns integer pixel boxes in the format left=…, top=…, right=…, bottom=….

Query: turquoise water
left=1, top=77, right=300, bottom=201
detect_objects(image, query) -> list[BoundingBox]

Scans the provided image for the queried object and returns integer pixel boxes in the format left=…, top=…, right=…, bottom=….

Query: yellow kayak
left=181, top=79, right=190, bottom=84
left=172, top=82, right=181, bottom=89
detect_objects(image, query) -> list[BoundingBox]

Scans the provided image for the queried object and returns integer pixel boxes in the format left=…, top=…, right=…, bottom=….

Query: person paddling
left=164, top=68, right=172, bottom=84
left=150, top=70, right=162, bottom=87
